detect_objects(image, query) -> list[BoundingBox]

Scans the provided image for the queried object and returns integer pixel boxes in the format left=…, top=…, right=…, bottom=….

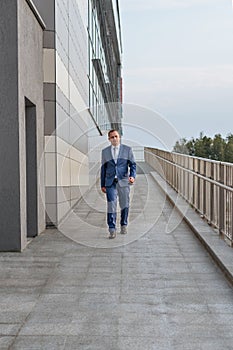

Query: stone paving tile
left=10, top=336, right=66, bottom=350
left=0, top=324, right=21, bottom=336
left=171, top=337, right=231, bottom=350
left=117, top=321, right=165, bottom=338
left=223, top=336, right=233, bottom=350
left=19, top=322, right=118, bottom=337
left=0, top=336, right=15, bottom=350
left=64, top=335, right=118, bottom=350
left=0, top=312, right=29, bottom=324
left=116, top=337, right=171, bottom=350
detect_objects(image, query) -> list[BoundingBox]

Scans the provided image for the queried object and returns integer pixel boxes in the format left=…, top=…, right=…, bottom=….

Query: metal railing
left=132, top=146, right=145, bottom=162
left=145, top=147, right=233, bottom=246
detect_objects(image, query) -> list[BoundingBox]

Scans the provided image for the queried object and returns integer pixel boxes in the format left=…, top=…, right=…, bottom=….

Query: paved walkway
left=0, top=167, right=233, bottom=349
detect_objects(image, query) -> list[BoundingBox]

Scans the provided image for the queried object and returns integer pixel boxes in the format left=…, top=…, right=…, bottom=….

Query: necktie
left=113, top=147, right=117, bottom=161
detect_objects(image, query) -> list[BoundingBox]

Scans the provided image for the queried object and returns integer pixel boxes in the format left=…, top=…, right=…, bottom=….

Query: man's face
left=108, top=131, right=120, bottom=146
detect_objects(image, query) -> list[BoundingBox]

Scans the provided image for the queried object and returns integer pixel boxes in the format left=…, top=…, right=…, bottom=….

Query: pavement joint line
left=150, top=171, right=233, bottom=287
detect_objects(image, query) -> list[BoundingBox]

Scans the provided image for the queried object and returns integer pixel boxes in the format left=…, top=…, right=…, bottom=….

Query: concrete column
left=0, top=1, right=21, bottom=250
left=0, top=0, right=45, bottom=251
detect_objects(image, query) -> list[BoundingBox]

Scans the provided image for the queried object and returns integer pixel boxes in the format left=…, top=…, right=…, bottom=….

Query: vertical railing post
left=192, top=157, right=195, bottom=208
left=203, top=161, right=206, bottom=218
left=189, top=157, right=193, bottom=204
left=210, top=162, right=214, bottom=223
left=231, top=194, right=233, bottom=247
left=186, top=157, right=189, bottom=201
left=172, top=162, right=175, bottom=189
left=197, top=159, right=201, bottom=211
left=182, top=156, right=185, bottom=199
left=219, top=163, right=225, bottom=237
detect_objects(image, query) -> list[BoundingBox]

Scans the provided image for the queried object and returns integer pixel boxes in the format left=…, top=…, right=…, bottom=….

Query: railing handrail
left=147, top=147, right=233, bottom=166
left=153, top=153, right=233, bottom=193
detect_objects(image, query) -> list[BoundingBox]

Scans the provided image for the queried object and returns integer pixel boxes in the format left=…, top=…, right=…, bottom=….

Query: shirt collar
left=112, top=144, right=120, bottom=149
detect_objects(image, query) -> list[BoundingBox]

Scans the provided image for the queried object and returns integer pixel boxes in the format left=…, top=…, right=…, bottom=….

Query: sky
left=119, top=0, right=233, bottom=148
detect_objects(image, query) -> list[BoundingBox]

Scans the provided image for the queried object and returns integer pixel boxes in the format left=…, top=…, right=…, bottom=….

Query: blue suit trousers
left=106, top=181, right=130, bottom=232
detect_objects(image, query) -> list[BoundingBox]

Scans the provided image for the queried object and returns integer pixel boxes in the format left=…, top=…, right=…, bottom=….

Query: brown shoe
left=120, top=226, right=127, bottom=234
left=109, top=231, right=116, bottom=239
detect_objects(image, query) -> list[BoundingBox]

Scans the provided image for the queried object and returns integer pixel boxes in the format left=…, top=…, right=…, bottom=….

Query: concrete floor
left=0, top=172, right=233, bottom=349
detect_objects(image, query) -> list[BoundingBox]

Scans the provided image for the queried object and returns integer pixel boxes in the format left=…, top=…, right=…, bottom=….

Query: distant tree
left=173, top=137, right=196, bottom=156
left=225, top=134, right=233, bottom=163
left=211, top=134, right=225, bottom=161
left=173, top=138, right=189, bottom=154
left=194, top=133, right=212, bottom=159
left=173, top=132, right=233, bottom=163
left=186, top=138, right=195, bottom=155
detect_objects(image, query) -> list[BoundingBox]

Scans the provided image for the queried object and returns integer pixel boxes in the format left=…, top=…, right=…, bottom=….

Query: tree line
left=173, top=132, right=233, bottom=163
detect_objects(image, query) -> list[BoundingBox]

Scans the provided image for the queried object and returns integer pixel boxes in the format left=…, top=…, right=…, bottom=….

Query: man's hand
left=101, top=187, right=106, bottom=193
left=129, top=177, right=135, bottom=184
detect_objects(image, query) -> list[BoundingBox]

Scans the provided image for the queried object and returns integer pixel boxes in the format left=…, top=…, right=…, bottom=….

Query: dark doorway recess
left=25, top=97, right=38, bottom=237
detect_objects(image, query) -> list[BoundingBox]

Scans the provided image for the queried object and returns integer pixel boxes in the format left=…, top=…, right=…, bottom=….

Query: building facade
left=0, top=0, right=122, bottom=250
left=88, top=0, right=123, bottom=133
left=34, top=0, right=91, bottom=227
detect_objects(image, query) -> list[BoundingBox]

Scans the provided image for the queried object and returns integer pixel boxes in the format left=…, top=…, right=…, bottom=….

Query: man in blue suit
left=101, top=129, right=136, bottom=239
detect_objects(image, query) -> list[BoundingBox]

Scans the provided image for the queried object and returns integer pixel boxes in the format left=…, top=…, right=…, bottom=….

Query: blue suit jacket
left=101, top=144, right=136, bottom=188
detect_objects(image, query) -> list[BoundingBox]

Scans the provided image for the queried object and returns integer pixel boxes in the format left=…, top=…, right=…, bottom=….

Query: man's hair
left=108, top=129, right=119, bottom=138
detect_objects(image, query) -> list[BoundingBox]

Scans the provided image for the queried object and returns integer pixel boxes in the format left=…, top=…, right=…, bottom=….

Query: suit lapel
left=106, top=146, right=114, bottom=163
left=117, top=144, right=123, bottom=162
